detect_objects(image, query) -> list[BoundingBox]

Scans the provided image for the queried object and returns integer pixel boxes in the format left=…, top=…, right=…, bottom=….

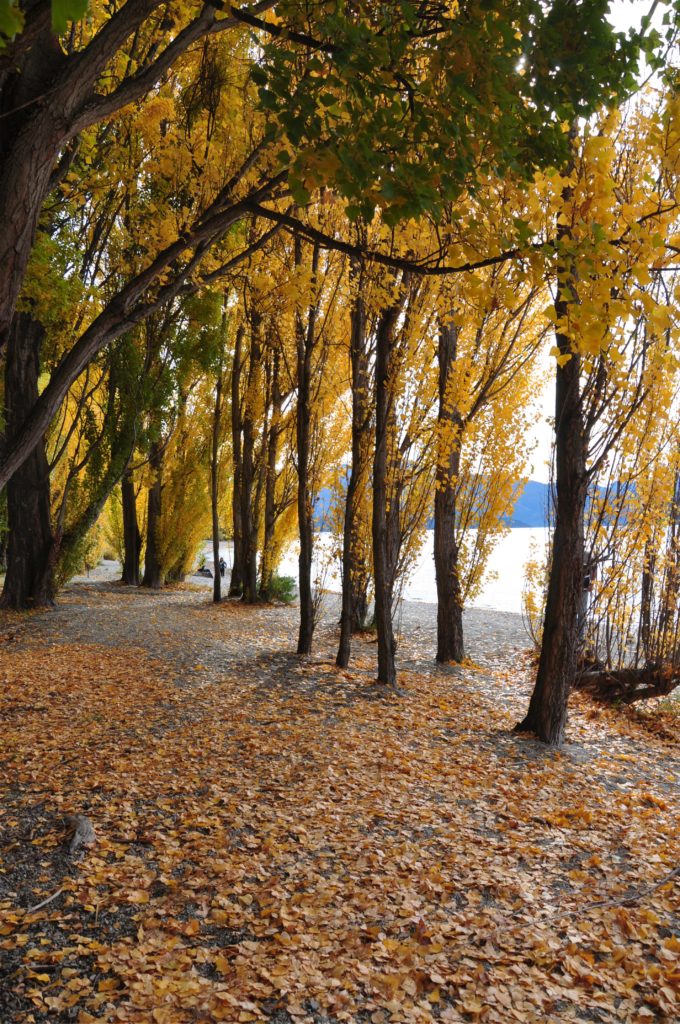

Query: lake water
left=204, top=527, right=551, bottom=615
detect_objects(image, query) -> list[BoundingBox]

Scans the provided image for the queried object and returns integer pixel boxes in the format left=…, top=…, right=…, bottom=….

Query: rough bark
left=0, top=0, right=266, bottom=360
left=141, top=440, right=163, bottom=589
left=516, top=277, right=587, bottom=745
left=0, top=313, right=56, bottom=609
left=434, top=317, right=465, bottom=663
left=121, top=469, right=141, bottom=586
left=337, top=276, right=371, bottom=667
left=372, top=300, right=403, bottom=686
left=296, top=239, right=320, bottom=656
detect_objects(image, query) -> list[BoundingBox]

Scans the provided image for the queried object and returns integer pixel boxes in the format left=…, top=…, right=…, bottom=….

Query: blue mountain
left=314, top=479, right=553, bottom=529
left=503, top=480, right=552, bottom=527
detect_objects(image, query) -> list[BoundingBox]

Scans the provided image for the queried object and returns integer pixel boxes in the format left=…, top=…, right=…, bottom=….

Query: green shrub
left=268, top=574, right=296, bottom=604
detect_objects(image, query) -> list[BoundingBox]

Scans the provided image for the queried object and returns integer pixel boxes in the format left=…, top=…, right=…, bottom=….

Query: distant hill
left=503, top=480, right=552, bottom=528
left=314, top=479, right=553, bottom=529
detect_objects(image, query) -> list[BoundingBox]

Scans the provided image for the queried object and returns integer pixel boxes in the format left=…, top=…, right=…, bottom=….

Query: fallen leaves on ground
left=0, top=586, right=678, bottom=1024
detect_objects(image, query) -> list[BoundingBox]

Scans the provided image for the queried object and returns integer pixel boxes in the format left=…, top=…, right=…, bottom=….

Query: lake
left=204, top=527, right=551, bottom=615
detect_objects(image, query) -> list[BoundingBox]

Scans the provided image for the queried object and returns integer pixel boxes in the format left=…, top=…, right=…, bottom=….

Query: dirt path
left=0, top=580, right=678, bottom=1024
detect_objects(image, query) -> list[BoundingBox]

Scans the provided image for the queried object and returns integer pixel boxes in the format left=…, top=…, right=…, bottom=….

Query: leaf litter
left=0, top=581, right=678, bottom=1023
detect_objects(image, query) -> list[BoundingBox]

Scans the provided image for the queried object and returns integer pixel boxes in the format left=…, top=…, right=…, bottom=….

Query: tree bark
left=260, top=349, right=282, bottom=600
left=337, top=275, right=371, bottom=667
left=141, top=440, right=163, bottom=589
left=372, top=300, right=403, bottom=686
left=121, top=469, right=141, bottom=586
left=516, top=268, right=587, bottom=744
left=241, top=314, right=262, bottom=603
left=0, top=0, right=230, bottom=359
left=434, top=317, right=465, bottom=663
left=0, top=313, right=56, bottom=609
left=229, top=325, right=245, bottom=596
left=296, top=239, right=320, bottom=655
left=211, top=357, right=224, bottom=604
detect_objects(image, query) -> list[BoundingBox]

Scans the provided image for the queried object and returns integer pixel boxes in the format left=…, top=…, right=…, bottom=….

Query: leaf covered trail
left=0, top=583, right=678, bottom=1023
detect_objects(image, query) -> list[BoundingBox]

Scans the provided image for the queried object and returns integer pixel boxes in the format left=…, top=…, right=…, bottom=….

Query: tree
left=0, top=0, right=660, bottom=498
left=518, top=100, right=680, bottom=742
left=433, top=257, right=547, bottom=663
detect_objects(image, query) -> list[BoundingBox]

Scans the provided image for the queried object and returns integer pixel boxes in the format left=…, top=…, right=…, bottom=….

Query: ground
left=0, top=575, right=678, bottom=1024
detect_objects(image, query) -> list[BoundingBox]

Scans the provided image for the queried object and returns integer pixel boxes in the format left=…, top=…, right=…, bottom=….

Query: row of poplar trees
left=1, top=1, right=680, bottom=744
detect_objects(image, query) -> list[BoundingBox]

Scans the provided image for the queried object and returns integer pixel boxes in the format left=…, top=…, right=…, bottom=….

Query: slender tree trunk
left=229, top=325, right=245, bottom=596
left=658, top=467, right=680, bottom=657
left=296, top=239, right=320, bottom=655
left=121, top=469, right=141, bottom=585
left=372, top=301, right=402, bottom=686
left=211, top=361, right=224, bottom=604
left=0, top=313, right=56, bottom=609
left=241, top=315, right=262, bottom=603
left=142, top=440, right=163, bottom=589
left=434, top=317, right=465, bottom=663
left=516, top=281, right=587, bottom=744
left=337, top=277, right=371, bottom=667
left=260, top=350, right=281, bottom=600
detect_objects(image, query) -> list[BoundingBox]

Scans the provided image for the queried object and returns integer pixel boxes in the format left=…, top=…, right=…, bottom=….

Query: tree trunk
left=241, top=314, right=262, bottom=603
left=516, top=280, right=587, bottom=744
left=121, top=469, right=141, bottom=586
left=260, top=349, right=281, bottom=600
left=434, top=317, right=465, bottom=663
left=56, top=368, right=138, bottom=582
left=337, top=276, right=371, bottom=667
left=372, top=301, right=403, bottom=686
left=658, top=466, right=680, bottom=658
left=211, top=360, right=224, bottom=604
left=0, top=313, right=56, bottom=609
left=296, top=239, right=320, bottom=655
left=142, top=440, right=163, bottom=589
left=229, top=325, right=245, bottom=596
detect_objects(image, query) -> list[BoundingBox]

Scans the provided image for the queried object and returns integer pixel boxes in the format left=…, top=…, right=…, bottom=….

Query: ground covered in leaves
left=1, top=580, right=678, bottom=1024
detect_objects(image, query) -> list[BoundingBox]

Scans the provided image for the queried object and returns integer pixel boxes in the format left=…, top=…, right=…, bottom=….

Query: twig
left=25, top=887, right=64, bottom=915
left=485, top=865, right=679, bottom=946
left=579, top=864, right=680, bottom=914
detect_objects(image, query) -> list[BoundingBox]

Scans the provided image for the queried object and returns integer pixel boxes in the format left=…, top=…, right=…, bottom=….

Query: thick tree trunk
left=0, top=26, right=68, bottom=358
left=121, top=469, right=141, bottom=586
left=372, top=301, right=403, bottom=686
left=0, top=313, right=56, bottom=609
left=142, top=440, right=163, bottom=589
left=337, top=279, right=371, bottom=667
left=296, top=240, right=320, bottom=656
left=211, top=363, right=224, bottom=604
left=229, top=325, right=245, bottom=596
left=434, top=317, right=465, bottom=663
left=260, top=350, right=281, bottom=600
left=516, top=296, right=587, bottom=744
left=0, top=1, right=218, bottom=358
